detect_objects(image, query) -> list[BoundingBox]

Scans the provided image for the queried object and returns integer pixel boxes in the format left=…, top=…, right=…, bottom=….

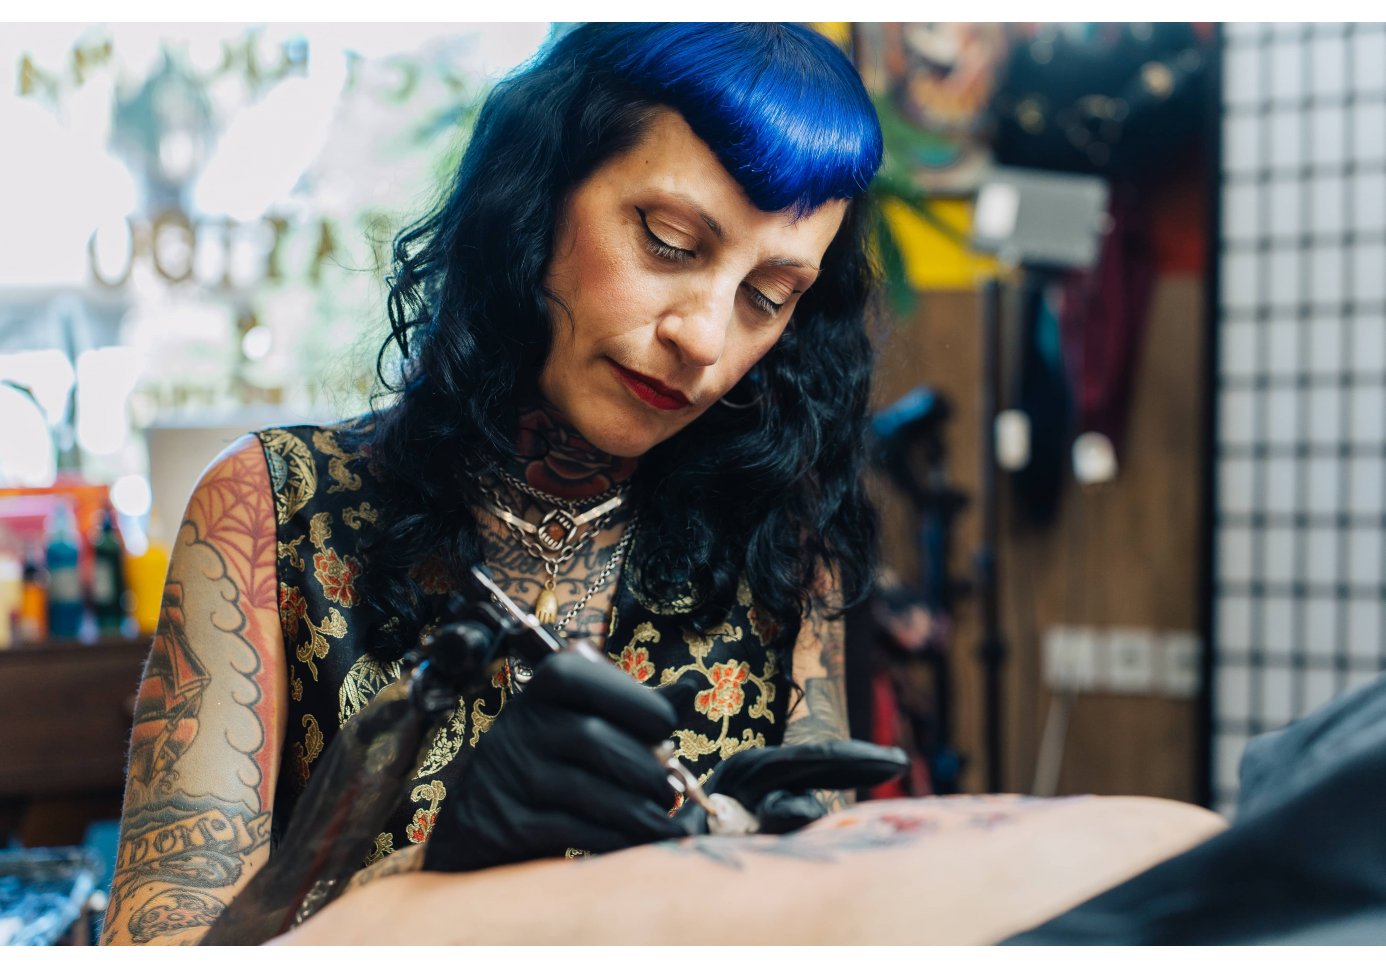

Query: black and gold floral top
left=256, top=422, right=798, bottom=865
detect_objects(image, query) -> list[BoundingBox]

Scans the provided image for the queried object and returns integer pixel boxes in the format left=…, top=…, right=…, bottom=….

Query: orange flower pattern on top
left=313, top=548, right=360, bottom=606
left=407, top=811, right=435, bottom=844
left=696, top=661, right=751, bottom=718
left=279, top=584, right=307, bottom=641
left=405, top=780, right=446, bottom=844
left=260, top=420, right=798, bottom=869
left=616, top=644, right=656, bottom=683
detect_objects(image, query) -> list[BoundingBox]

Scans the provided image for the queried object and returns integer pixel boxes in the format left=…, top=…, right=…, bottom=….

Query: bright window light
left=111, top=473, right=153, bottom=518
left=0, top=95, right=136, bottom=288
left=0, top=350, right=76, bottom=427
left=241, top=325, right=274, bottom=361
left=193, top=63, right=346, bottom=222
left=0, top=383, right=56, bottom=487
left=75, top=346, right=141, bottom=456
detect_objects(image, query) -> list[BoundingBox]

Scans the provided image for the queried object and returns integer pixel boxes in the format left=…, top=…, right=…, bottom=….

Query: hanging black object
left=867, top=387, right=969, bottom=795
left=1012, top=271, right=1072, bottom=526
left=989, top=23, right=1209, bottom=182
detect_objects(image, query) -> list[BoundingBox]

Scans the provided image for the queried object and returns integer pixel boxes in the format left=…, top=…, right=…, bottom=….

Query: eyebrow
left=662, top=191, right=821, bottom=274
left=766, top=255, right=820, bottom=273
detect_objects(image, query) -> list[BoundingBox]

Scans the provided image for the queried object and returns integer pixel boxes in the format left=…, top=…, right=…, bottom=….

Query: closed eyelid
left=748, top=269, right=805, bottom=300
left=639, top=210, right=699, bottom=249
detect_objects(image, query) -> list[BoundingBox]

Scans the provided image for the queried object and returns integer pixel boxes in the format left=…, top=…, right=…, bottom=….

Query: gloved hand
left=678, top=739, right=910, bottom=836
left=422, top=649, right=684, bottom=872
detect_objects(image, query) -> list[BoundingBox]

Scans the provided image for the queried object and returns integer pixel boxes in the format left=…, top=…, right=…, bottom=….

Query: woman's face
left=539, top=109, right=848, bottom=458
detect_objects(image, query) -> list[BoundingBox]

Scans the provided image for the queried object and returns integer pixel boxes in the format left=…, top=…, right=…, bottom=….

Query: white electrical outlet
left=1103, top=628, right=1158, bottom=694
left=1043, top=625, right=1099, bottom=692
left=1044, top=624, right=1197, bottom=697
left=1159, top=631, right=1203, bottom=699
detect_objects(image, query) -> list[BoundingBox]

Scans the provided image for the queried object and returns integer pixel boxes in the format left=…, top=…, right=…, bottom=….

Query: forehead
left=587, top=108, right=848, bottom=239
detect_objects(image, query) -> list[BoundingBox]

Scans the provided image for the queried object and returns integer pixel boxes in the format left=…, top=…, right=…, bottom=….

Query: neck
left=511, top=403, right=637, bottom=501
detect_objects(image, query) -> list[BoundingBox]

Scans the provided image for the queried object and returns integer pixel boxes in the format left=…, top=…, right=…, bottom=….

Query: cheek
left=553, top=230, right=650, bottom=339
left=728, top=324, right=789, bottom=380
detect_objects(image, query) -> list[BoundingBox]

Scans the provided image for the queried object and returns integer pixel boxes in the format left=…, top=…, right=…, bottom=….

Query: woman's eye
left=636, top=207, right=694, bottom=262
left=743, top=284, right=784, bottom=317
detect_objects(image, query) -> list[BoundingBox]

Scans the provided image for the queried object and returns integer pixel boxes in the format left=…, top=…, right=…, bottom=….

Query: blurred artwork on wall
left=852, top=22, right=1008, bottom=197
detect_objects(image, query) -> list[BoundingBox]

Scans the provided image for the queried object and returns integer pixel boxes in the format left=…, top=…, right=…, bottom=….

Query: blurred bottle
left=124, top=515, right=170, bottom=636
left=0, top=549, right=20, bottom=648
left=91, top=509, right=129, bottom=637
left=45, top=503, right=84, bottom=639
left=18, top=550, right=48, bottom=644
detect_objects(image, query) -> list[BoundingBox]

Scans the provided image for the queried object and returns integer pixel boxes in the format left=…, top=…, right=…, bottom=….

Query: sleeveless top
left=255, top=421, right=798, bottom=865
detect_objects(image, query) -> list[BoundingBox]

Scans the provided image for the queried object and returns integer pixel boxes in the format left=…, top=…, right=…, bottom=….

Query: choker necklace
left=496, top=468, right=626, bottom=511
left=481, top=482, right=629, bottom=625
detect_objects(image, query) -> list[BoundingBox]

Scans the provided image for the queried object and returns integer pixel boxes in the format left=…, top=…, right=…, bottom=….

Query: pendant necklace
left=480, top=478, right=629, bottom=625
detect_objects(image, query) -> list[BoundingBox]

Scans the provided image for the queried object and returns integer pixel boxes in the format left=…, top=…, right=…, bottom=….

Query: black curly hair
left=348, top=22, right=884, bottom=661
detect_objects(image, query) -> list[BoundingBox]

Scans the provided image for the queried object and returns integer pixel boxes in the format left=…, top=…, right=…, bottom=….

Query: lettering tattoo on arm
left=102, top=442, right=281, bottom=945
left=783, top=595, right=851, bottom=812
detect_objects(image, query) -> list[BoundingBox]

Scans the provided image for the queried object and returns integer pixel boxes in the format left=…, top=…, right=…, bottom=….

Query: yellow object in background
left=0, top=552, right=20, bottom=648
left=124, top=534, right=170, bottom=635
left=18, top=561, right=47, bottom=644
left=811, top=22, right=852, bottom=48
left=880, top=197, right=998, bottom=291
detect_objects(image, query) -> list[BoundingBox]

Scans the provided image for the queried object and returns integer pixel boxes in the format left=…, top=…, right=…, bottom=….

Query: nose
left=656, top=283, right=734, bottom=368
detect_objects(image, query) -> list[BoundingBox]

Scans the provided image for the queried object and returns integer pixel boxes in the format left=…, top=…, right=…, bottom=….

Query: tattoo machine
left=455, top=565, right=752, bottom=828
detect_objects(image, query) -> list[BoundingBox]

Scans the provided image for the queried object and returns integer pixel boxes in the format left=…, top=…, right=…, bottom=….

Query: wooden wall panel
left=870, top=278, right=1206, bottom=801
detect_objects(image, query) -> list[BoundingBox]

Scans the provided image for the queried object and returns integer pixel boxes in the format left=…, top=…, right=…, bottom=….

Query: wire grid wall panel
left=1212, top=23, right=1386, bottom=812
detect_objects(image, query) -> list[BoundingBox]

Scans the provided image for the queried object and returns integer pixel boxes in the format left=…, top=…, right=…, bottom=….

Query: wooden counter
left=0, top=638, right=148, bottom=799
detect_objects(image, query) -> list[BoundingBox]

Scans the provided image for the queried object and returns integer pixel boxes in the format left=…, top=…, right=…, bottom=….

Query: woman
left=102, top=22, right=895, bottom=945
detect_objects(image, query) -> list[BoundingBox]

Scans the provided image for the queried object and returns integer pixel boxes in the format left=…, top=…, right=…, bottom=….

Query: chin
left=582, top=423, right=667, bottom=459
left=578, top=410, right=692, bottom=459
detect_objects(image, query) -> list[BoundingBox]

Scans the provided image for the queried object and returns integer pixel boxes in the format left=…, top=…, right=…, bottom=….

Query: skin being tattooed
left=102, top=438, right=285, bottom=945
left=659, top=796, right=1073, bottom=869
left=782, top=577, right=852, bottom=811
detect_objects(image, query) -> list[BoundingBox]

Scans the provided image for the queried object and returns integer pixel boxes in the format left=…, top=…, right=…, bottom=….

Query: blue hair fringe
left=544, top=23, right=882, bottom=213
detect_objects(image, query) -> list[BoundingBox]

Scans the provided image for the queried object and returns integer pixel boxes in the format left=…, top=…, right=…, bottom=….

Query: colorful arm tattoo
left=102, top=438, right=283, bottom=945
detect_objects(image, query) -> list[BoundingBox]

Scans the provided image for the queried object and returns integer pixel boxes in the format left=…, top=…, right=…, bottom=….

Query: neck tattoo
left=513, top=403, right=637, bottom=501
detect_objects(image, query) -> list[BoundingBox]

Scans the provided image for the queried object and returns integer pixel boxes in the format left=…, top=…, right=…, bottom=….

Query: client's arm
left=275, top=794, right=1226, bottom=946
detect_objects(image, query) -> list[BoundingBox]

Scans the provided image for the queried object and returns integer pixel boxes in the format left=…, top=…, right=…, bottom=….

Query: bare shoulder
left=101, top=434, right=287, bottom=945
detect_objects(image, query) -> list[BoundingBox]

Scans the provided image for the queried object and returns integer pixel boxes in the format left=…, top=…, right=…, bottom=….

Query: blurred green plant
left=868, top=94, right=972, bottom=320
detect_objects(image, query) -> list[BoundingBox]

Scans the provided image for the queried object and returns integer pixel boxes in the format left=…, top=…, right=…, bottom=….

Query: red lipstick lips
left=609, top=361, right=691, bottom=411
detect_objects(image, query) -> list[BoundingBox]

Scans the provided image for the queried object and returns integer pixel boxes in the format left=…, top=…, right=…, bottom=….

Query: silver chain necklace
left=496, top=467, right=626, bottom=512
left=550, top=514, right=638, bottom=633
left=480, top=482, right=630, bottom=626
left=503, top=513, right=639, bottom=693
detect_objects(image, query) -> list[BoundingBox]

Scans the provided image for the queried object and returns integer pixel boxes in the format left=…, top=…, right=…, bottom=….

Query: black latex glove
left=423, top=649, right=684, bottom=872
left=678, top=739, right=910, bottom=835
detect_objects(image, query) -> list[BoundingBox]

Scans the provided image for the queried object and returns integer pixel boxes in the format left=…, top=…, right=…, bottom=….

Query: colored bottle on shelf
left=0, top=550, right=20, bottom=648
left=45, top=503, right=84, bottom=640
left=17, top=551, right=48, bottom=644
left=91, top=509, right=129, bottom=637
left=123, top=519, right=170, bottom=636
